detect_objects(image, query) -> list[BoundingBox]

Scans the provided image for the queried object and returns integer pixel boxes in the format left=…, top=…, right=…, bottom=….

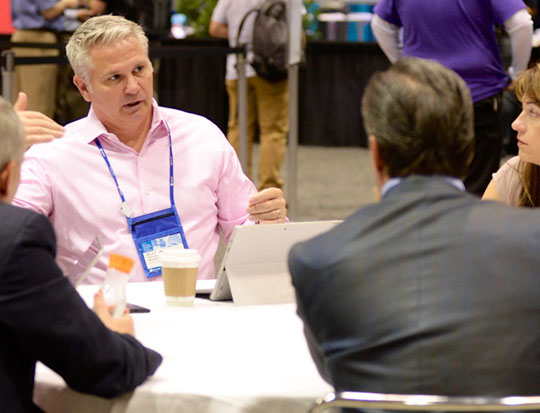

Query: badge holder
left=130, top=207, right=188, bottom=278
left=95, top=121, right=189, bottom=279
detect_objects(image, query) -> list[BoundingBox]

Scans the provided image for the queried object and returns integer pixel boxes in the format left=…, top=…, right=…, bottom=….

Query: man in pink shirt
left=13, top=15, right=287, bottom=284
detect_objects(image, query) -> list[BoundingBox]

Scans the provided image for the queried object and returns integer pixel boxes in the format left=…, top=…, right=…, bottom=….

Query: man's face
left=512, top=95, right=540, bottom=166
left=75, top=36, right=154, bottom=133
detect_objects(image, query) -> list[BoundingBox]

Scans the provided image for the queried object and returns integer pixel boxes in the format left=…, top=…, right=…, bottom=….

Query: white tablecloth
left=33, top=282, right=332, bottom=412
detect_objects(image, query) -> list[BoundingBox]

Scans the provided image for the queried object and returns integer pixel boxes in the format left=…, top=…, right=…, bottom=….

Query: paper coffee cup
left=160, top=248, right=201, bottom=306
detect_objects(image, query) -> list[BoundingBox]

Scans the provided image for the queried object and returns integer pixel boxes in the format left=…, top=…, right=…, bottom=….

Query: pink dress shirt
left=13, top=101, right=257, bottom=284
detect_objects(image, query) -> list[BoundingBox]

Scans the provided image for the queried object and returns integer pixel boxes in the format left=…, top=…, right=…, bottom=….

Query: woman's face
left=512, top=95, right=540, bottom=165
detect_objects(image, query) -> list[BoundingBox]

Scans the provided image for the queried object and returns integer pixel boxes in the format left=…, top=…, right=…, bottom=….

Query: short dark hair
left=361, top=58, right=474, bottom=179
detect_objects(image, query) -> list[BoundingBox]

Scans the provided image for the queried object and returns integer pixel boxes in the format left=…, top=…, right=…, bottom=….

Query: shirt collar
left=82, top=99, right=167, bottom=145
left=381, top=175, right=465, bottom=197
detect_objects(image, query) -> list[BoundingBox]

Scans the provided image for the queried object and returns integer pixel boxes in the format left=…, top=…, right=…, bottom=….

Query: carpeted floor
left=252, top=145, right=512, bottom=222
left=252, top=144, right=375, bottom=222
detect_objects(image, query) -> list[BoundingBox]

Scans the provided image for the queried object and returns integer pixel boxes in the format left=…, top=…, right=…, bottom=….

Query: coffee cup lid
left=160, top=248, right=201, bottom=268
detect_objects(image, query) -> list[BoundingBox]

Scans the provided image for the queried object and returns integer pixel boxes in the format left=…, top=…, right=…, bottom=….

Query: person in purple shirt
left=371, top=0, right=533, bottom=196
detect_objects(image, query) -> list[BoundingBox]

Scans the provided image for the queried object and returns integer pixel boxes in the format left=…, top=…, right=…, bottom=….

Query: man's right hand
left=13, top=92, right=65, bottom=149
left=93, top=290, right=135, bottom=337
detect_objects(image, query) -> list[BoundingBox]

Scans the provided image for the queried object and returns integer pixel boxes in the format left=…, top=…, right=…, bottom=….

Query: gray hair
left=0, top=97, right=26, bottom=169
left=361, top=58, right=474, bottom=179
left=66, top=15, right=149, bottom=83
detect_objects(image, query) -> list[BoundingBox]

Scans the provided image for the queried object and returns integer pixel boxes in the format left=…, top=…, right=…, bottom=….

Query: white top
left=211, top=0, right=263, bottom=80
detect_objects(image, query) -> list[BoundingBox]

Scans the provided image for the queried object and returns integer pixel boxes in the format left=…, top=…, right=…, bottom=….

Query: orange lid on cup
left=108, top=253, right=135, bottom=274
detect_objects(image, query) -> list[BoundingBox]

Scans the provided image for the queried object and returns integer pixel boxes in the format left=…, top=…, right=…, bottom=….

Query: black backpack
left=237, top=0, right=288, bottom=82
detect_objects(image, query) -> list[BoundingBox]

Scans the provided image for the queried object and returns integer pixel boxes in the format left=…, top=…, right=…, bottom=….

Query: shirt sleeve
left=37, top=0, right=60, bottom=12
left=373, top=0, right=402, bottom=27
left=490, top=0, right=527, bottom=26
left=214, top=141, right=257, bottom=241
left=12, top=153, right=54, bottom=217
left=211, top=0, right=228, bottom=24
left=504, top=9, right=533, bottom=79
left=371, top=14, right=402, bottom=64
left=0, top=212, right=162, bottom=397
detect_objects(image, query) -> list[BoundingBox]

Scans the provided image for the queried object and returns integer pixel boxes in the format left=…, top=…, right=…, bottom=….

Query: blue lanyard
left=94, top=121, right=176, bottom=223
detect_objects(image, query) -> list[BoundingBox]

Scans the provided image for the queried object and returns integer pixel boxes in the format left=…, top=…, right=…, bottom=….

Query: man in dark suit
left=0, top=96, right=162, bottom=412
left=288, top=58, right=540, bottom=396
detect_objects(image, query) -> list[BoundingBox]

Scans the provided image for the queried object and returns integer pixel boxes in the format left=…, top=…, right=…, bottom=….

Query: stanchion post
left=236, top=50, right=249, bottom=173
left=287, top=0, right=303, bottom=220
left=1, top=50, right=15, bottom=103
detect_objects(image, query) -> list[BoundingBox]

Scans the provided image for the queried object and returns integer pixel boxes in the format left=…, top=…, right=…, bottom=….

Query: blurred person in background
left=497, top=0, right=537, bottom=156
left=10, top=0, right=84, bottom=118
left=371, top=0, right=533, bottom=196
left=55, top=0, right=106, bottom=125
left=209, top=0, right=289, bottom=190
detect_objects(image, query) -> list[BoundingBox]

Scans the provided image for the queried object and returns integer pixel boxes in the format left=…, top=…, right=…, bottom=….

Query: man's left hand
left=247, top=188, right=287, bottom=224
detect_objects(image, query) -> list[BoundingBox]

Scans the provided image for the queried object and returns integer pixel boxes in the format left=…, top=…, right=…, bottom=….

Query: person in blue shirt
left=10, top=0, right=80, bottom=118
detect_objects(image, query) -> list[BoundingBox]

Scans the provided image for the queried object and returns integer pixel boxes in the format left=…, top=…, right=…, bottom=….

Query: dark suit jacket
left=0, top=203, right=162, bottom=412
left=289, top=176, right=540, bottom=396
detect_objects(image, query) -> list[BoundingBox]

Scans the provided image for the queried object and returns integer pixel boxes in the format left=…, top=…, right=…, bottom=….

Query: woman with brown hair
left=483, top=63, right=540, bottom=206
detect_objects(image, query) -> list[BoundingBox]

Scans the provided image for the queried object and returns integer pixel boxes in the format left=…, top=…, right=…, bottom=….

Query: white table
left=33, top=282, right=332, bottom=412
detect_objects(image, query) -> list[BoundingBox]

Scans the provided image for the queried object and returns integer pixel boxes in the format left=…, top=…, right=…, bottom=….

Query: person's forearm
left=505, top=8, right=533, bottom=79
left=371, top=14, right=402, bottom=64
left=42, top=0, right=79, bottom=20
left=75, top=0, right=106, bottom=21
left=90, top=0, right=106, bottom=15
left=209, top=21, right=228, bottom=39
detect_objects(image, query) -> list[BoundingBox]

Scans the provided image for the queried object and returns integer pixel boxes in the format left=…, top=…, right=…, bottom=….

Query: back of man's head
left=0, top=97, right=26, bottom=203
left=66, top=15, right=149, bottom=83
left=0, top=97, right=25, bottom=170
left=361, top=58, right=474, bottom=179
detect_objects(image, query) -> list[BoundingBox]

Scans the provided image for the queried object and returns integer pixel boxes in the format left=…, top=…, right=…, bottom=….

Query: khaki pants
left=11, top=29, right=59, bottom=119
left=226, top=76, right=288, bottom=190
